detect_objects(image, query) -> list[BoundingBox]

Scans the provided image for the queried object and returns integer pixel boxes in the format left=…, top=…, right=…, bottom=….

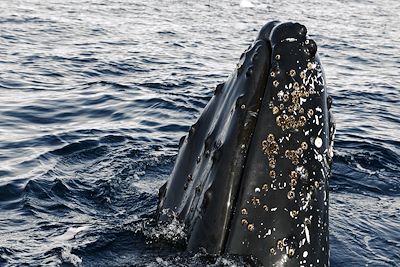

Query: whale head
left=157, top=21, right=335, bottom=266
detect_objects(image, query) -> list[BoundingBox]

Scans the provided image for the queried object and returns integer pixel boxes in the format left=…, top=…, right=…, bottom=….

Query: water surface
left=0, top=0, right=399, bottom=266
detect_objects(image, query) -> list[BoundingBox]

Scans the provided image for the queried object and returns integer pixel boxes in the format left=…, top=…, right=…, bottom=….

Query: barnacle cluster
left=261, top=133, right=279, bottom=180
left=272, top=237, right=296, bottom=258
left=237, top=34, right=329, bottom=263
left=275, top=114, right=307, bottom=131
left=261, top=133, right=279, bottom=158
left=284, top=141, right=308, bottom=165
left=269, top=60, right=322, bottom=132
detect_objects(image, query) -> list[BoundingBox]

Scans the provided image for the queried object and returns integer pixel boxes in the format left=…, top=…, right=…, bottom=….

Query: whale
left=157, top=21, right=335, bottom=266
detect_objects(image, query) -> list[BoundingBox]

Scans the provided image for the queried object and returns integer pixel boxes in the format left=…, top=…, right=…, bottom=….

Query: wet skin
left=157, top=21, right=335, bottom=267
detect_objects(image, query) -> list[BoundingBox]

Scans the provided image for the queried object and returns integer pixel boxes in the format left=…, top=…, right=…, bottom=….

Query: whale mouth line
left=157, top=21, right=334, bottom=266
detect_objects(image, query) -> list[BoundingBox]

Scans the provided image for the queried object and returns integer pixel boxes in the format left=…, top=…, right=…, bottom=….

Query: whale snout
left=157, top=21, right=334, bottom=267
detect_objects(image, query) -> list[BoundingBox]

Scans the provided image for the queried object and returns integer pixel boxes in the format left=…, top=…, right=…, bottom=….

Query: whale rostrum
left=157, top=21, right=335, bottom=267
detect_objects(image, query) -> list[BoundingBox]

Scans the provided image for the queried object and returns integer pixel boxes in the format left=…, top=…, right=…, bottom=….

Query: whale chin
left=157, top=21, right=335, bottom=266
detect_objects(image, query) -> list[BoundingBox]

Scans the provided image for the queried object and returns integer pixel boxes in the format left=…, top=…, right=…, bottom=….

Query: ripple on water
left=0, top=0, right=399, bottom=266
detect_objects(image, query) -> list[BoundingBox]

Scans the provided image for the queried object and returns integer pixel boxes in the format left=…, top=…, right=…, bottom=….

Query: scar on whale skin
left=157, top=21, right=335, bottom=267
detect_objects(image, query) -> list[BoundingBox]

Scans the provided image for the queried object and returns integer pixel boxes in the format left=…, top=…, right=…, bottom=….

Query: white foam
left=53, top=226, right=89, bottom=242
left=61, top=245, right=82, bottom=266
left=240, top=0, right=254, bottom=8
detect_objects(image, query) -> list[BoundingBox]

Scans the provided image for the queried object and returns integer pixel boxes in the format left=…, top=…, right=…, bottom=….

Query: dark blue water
left=1, top=0, right=399, bottom=266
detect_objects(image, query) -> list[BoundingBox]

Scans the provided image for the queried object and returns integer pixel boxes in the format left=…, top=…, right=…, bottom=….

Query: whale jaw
left=157, top=21, right=335, bottom=266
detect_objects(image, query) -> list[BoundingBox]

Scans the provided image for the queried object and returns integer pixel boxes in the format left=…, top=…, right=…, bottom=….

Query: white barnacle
left=328, top=146, right=334, bottom=158
left=264, top=229, right=272, bottom=237
left=300, top=238, right=306, bottom=248
left=305, top=224, right=310, bottom=244
left=269, top=101, right=274, bottom=109
left=296, top=166, right=309, bottom=180
left=315, top=115, right=319, bottom=125
left=283, top=37, right=297, bottom=42
left=314, top=137, right=323, bottom=148
left=277, top=90, right=284, bottom=99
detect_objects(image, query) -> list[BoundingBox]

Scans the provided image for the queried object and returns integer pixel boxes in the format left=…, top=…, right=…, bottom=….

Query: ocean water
left=0, top=0, right=399, bottom=266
